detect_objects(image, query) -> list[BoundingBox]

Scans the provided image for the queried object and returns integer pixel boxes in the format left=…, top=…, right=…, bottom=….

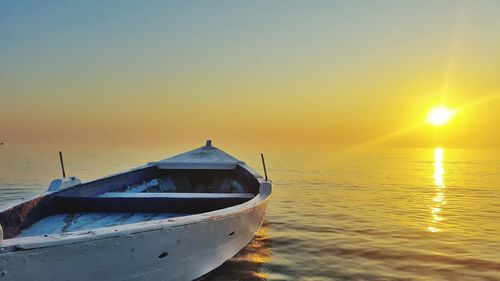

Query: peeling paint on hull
left=0, top=200, right=269, bottom=281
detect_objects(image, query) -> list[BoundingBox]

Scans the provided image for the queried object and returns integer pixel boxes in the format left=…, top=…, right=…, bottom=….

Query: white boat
left=0, top=141, right=272, bottom=281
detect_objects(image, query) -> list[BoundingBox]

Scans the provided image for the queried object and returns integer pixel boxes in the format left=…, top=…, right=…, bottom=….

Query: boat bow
left=149, top=140, right=243, bottom=170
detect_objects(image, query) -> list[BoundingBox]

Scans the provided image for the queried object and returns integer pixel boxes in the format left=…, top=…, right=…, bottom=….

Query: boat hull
left=0, top=200, right=269, bottom=281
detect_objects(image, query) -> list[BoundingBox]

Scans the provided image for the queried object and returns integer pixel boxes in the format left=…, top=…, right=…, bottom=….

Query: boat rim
left=0, top=164, right=271, bottom=252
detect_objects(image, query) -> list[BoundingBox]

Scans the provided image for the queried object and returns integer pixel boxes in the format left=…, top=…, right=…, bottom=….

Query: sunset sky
left=1, top=1, right=500, bottom=149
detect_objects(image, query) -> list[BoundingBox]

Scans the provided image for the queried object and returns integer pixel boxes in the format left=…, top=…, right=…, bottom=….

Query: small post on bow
left=260, top=153, right=268, bottom=181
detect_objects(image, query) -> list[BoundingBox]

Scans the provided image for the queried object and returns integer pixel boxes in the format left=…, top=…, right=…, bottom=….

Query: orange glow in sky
left=1, top=2, right=500, bottom=149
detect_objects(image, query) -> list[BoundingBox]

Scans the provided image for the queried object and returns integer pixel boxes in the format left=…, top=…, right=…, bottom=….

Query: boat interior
left=0, top=165, right=260, bottom=239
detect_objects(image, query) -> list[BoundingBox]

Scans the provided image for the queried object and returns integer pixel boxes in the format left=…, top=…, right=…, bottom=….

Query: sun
left=426, top=105, right=456, bottom=126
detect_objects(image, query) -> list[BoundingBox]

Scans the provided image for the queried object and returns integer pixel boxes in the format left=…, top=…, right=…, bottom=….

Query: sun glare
left=426, top=105, right=456, bottom=126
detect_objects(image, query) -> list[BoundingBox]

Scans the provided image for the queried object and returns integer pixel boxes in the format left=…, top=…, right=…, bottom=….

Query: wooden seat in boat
left=53, top=192, right=255, bottom=214
left=98, top=192, right=255, bottom=199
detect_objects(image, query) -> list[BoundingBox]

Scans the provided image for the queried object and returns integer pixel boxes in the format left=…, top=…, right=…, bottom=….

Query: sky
left=1, top=1, right=500, bottom=149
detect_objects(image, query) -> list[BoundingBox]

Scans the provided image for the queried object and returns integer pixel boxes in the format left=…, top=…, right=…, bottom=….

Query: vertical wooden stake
left=260, top=153, right=268, bottom=181
left=59, top=151, right=66, bottom=178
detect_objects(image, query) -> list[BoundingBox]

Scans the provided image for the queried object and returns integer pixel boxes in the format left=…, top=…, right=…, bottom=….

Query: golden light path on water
left=428, top=147, right=447, bottom=233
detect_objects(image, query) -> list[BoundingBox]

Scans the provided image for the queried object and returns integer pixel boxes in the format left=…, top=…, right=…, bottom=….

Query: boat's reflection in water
left=202, top=220, right=272, bottom=281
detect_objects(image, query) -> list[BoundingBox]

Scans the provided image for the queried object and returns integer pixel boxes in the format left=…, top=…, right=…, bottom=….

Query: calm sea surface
left=1, top=144, right=499, bottom=281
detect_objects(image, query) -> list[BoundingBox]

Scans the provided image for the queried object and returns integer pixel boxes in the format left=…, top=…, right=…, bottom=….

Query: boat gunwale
left=0, top=163, right=271, bottom=252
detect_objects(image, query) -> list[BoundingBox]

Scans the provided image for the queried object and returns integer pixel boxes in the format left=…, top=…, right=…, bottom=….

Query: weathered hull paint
left=0, top=142, right=272, bottom=280
left=0, top=199, right=269, bottom=281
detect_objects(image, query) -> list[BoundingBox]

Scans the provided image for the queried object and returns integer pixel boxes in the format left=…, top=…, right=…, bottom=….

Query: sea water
left=1, top=144, right=499, bottom=280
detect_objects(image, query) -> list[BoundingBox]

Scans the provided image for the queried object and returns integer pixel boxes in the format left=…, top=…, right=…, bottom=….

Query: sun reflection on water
left=205, top=221, right=272, bottom=280
left=428, top=147, right=447, bottom=232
